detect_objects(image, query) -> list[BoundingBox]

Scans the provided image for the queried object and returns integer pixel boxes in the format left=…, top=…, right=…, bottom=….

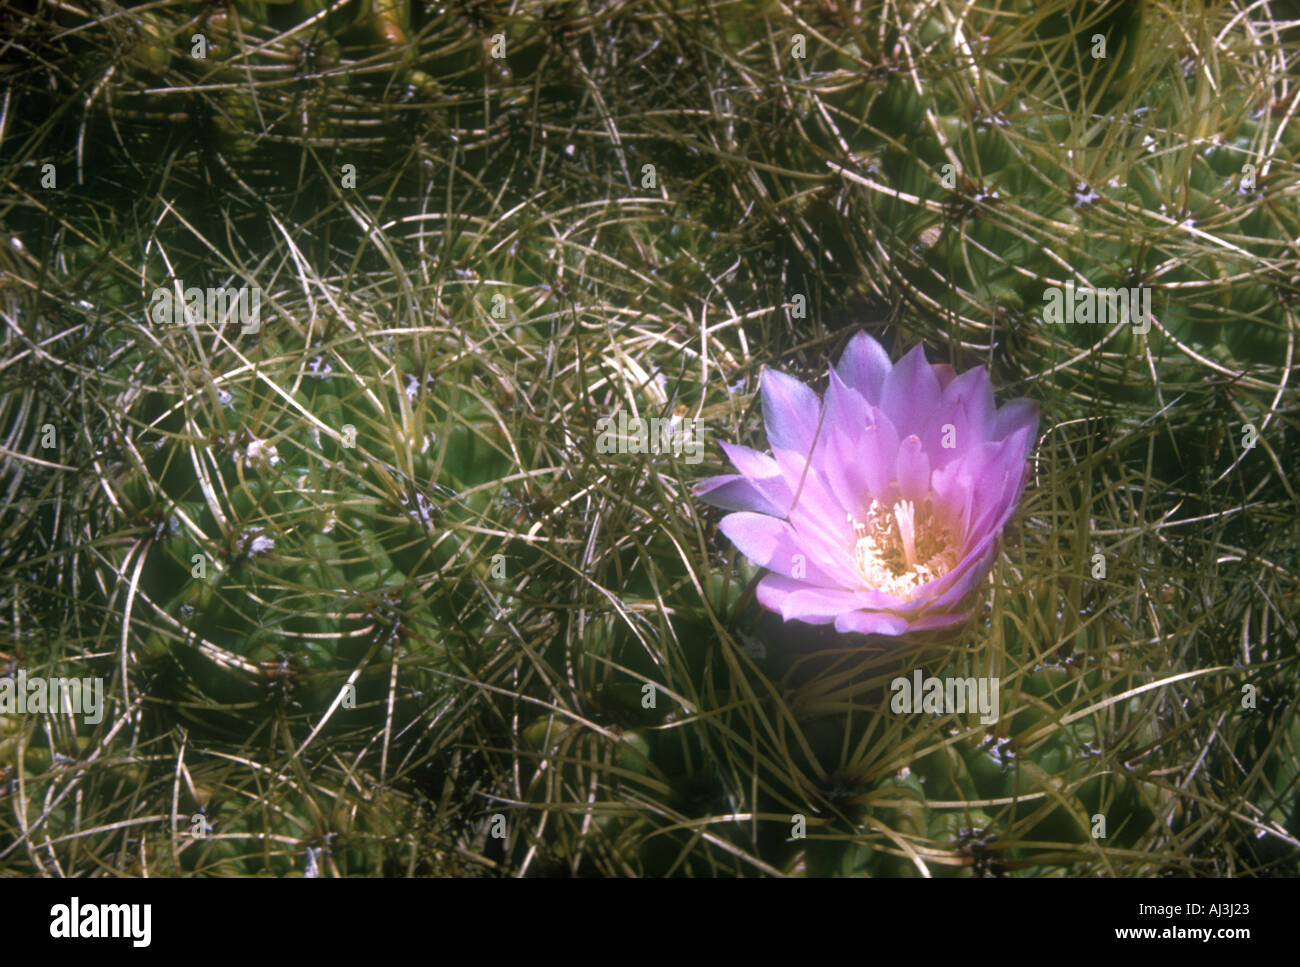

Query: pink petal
left=771, top=445, right=854, bottom=547
left=720, top=441, right=794, bottom=513
left=832, top=611, right=912, bottom=636
left=834, top=331, right=893, bottom=405
left=758, top=573, right=911, bottom=618
left=895, top=434, right=931, bottom=502
left=861, top=406, right=901, bottom=499
left=759, top=578, right=868, bottom=623
left=966, top=427, right=1034, bottom=540
left=820, top=372, right=889, bottom=517
left=929, top=460, right=976, bottom=541
left=943, top=365, right=996, bottom=429
left=693, top=474, right=788, bottom=516
left=918, top=541, right=999, bottom=611
left=824, top=368, right=871, bottom=435
left=905, top=610, right=974, bottom=632
left=928, top=365, right=997, bottom=463
left=762, top=369, right=823, bottom=456
left=993, top=398, right=1039, bottom=443
left=879, top=344, right=943, bottom=442
left=931, top=363, right=958, bottom=390
left=717, top=512, right=848, bottom=586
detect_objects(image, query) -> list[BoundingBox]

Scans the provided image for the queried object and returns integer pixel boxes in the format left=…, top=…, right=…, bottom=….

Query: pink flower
left=695, top=333, right=1038, bottom=637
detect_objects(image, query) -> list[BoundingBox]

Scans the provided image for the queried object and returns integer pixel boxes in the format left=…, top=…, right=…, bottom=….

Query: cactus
left=1, top=0, right=1296, bottom=877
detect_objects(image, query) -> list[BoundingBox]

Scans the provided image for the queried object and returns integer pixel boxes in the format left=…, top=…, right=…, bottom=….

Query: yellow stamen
left=848, top=497, right=959, bottom=599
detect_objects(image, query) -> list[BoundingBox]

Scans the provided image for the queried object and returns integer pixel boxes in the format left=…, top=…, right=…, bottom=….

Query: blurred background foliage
left=0, top=0, right=1296, bottom=875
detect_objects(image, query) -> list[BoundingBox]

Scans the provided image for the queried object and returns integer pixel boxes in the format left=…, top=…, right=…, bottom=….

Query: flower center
left=848, top=498, right=959, bottom=599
